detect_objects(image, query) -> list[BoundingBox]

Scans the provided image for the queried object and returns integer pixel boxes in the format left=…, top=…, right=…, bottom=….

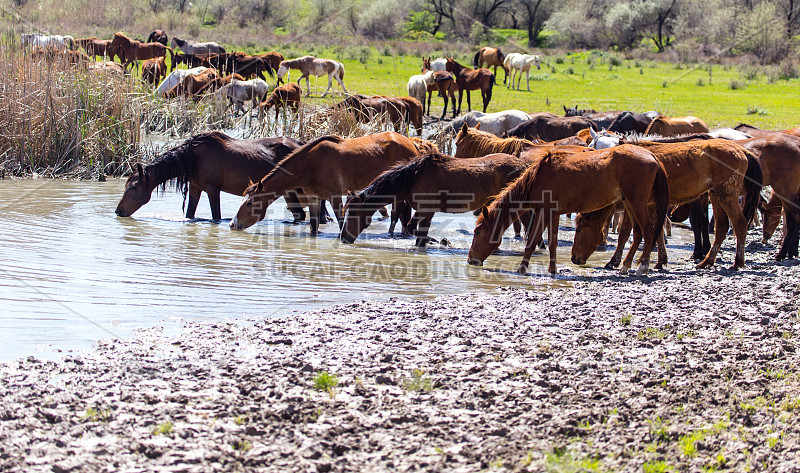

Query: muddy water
left=0, top=180, right=698, bottom=361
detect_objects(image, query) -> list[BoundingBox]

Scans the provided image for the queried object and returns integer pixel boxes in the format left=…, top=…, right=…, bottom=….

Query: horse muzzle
left=571, top=256, right=586, bottom=265
left=115, top=207, right=129, bottom=217
left=467, top=257, right=483, bottom=266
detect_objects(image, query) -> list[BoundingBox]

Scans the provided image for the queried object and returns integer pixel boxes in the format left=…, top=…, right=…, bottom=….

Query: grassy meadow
left=260, top=47, right=800, bottom=130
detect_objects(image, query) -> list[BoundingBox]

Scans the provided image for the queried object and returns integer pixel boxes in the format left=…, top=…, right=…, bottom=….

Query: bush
left=404, top=10, right=436, bottom=35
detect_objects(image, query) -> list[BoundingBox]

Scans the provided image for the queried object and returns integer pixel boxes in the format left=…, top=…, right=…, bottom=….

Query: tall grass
left=0, top=35, right=149, bottom=177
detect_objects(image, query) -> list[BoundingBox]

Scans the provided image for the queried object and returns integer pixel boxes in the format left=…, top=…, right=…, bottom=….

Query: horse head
left=571, top=210, right=611, bottom=265
left=230, top=179, right=275, bottom=231
left=468, top=205, right=504, bottom=266
left=115, top=163, right=152, bottom=217
left=340, top=191, right=373, bottom=244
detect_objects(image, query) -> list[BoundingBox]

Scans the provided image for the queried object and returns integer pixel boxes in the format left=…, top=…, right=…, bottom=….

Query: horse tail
left=473, top=50, right=481, bottom=68
left=486, top=72, right=495, bottom=103
left=742, top=150, right=764, bottom=225
left=651, top=161, right=670, bottom=243
left=338, top=62, right=345, bottom=80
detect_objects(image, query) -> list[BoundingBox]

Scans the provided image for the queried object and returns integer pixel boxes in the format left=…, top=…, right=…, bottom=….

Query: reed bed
left=0, top=38, right=154, bottom=177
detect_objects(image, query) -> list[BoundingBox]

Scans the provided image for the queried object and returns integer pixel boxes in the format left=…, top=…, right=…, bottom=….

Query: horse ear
left=481, top=206, right=489, bottom=220
left=589, top=127, right=598, bottom=139
left=248, top=178, right=255, bottom=187
left=137, top=163, right=144, bottom=180
left=563, top=105, right=568, bottom=113
left=461, top=122, right=469, bottom=133
left=475, top=122, right=481, bottom=130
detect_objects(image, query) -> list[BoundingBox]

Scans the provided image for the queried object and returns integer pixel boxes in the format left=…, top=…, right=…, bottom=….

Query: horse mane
left=409, top=136, right=439, bottom=154
left=457, top=127, right=534, bottom=157
left=251, top=135, right=345, bottom=192
left=142, top=132, right=229, bottom=206
left=485, top=152, right=549, bottom=228
left=357, top=153, right=443, bottom=205
left=621, top=133, right=713, bottom=144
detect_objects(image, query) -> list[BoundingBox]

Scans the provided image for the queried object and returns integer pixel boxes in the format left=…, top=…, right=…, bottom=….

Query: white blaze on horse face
left=277, top=65, right=289, bottom=81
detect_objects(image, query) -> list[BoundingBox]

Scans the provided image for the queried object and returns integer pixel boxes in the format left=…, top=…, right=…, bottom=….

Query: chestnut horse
left=141, top=57, right=167, bottom=86
left=738, top=133, right=800, bottom=260
left=258, top=52, right=285, bottom=72
left=164, top=68, right=222, bottom=100
left=473, top=47, right=507, bottom=84
left=115, top=131, right=309, bottom=222
left=468, top=145, right=670, bottom=275
left=454, top=122, right=588, bottom=160
left=445, top=58, right=494, bottom=115
left=260, top=82, right=302, bottom=121
left=644, top=115, right=709, bottom=136
left=230, top=132, right=424, bottom=234
left=575, top=139, right=763, bottom=271
left=110, top=32, right=173, bottom=72
left=422, top=58, right=456, bottom=119
left=341, top=152, right=530, bottom=246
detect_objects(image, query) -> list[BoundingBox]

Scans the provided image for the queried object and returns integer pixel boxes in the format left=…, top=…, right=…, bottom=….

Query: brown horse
left=422, top=58, right=456, bottom=119
left=171, top=52, right=215, bottom=71
left=395, top=96, right=423, bottom=136
left=109, top=32, right=173, bottom=72
left=644, top=115, right=709, bottom=136
left=164, top=68, right=222, bottom=100
left=468, top=145, right=670, bottom=275
left=147, top=29, right=168, bottom=46
left=115, top=131, right=309, bottom=222
left=258, top=51, right=285, bottom=73
left=332, top=95, right=409, bottom=134
left=74, top=37, right=112, bottom=59
left=575, top=139, right=762, bottom=271
left=260, top=82, right=302, bottom=121
left=141, top=57, right=167, bottom=86
left=230, top=132, right=424, bottom=234
left=738, top=133, right=800, bottom=260
left=445, top=58, right=495, bottom=115
left=473, top=47, right=507, bottom=84
left=341, top=152, right=530, bottom=246
left=502, top=114, right=597, bottom=141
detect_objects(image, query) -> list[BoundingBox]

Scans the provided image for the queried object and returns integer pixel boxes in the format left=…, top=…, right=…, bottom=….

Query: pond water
left=0, top=179, right=697, bottom=361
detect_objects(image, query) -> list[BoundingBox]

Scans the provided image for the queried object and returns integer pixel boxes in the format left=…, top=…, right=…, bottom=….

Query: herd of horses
left=114, top=101, right=800, bottom=275
left=20, top=31, right=796, bottom=274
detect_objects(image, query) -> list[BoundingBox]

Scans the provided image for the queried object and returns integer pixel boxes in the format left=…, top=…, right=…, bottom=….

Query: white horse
left=276, top=56, right=347, bottom=97
left=407, top=70, right=435, bottom=116
left=588, top=128, right=621, bottom=150
left=216, top=79, right=270, bottom=114
left=709, top=128, right=752, bottom=140
left=429, top=57, right=447, bottom=72
left=21, top=34, right=74, bottom=51
left=156, top=67, right=209, bottom=98
left=170, top=36, right=225, bottom=55
left=437, top=110, right=531, bottom=137
left=503, top=53, right=541, bottom=91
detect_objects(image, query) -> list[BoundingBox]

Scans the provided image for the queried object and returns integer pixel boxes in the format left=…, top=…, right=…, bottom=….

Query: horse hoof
left=604, top=262, right=618, bottom=270
left=618, top=266, right=630, bottom=276
left=517, top=265, right=527, bottom=275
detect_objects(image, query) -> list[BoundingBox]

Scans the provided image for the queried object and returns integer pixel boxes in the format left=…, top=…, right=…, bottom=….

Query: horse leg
left=507, top=69, right=512, bottom=89
left=285, top=190, right=306, bottom=222
left=466, top=90, right=472, bottom=113
left=413, top=212, right=434, bottom=247
left=329, top=195, right=344, bottom=229
left=512, top=219, right=522, bottom=239
left=776, top=195, right=800, bottom=259
left=688, top=198, right=708, bottom=260
left=518, top=210, right=547, bottom=274
left=207, top=187, right=222, bottom=221
left=185, top=184, right=202, bottom=219
left=697, top=195, right=732, bottom=269
left=456, top=90, right=463, bottom=116
left=335, top=72, right=347, bottom=94
left=654, top=232, right=668, bottom=270
left=302, top=74, right=311, bottom=96
left=526, top=70, right=530, bottom=92
left=321, top=73, right=334, bottom=98
left=606, top=210, right=631, bottom=269
left=439, top=89, right=448, bottom=119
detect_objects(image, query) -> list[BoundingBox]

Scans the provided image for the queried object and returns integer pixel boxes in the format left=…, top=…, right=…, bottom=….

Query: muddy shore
left=1, top=231, right=799, bottom=472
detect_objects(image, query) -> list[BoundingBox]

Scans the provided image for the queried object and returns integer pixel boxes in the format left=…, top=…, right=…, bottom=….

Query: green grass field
left=203, top=47, right=799, bottom=130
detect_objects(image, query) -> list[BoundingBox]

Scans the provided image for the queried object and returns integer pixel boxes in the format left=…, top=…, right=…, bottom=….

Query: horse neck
left=261, top=150, right=313, bottom=194
left=144, top=144, right=197, bottom=191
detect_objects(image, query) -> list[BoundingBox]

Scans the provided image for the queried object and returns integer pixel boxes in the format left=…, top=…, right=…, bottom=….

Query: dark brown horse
left=563, top=106, right=623, bottom=130
left=502, top=114, right=597, bottom=141
left=608, top=111, right=659, bottom=134
left=422, top=58, right=456, bottom=119
left=468, top=145, right=670, bottom=275
left=74, top=37, right=112, bottom=59
left=341, top=152, right=530, bottom=246
left=473, top=47, right=507, bottom=84
left=738, top=133, right=800, bottom=260
left=164, top=68, right=222, bottom=100
left=332, top=95, right=409, bottom=134
left=171, top=52, right=214, bottom=71
left=115, top=131, right=309, bottom=222
left=445, top=58, right=494, bottom=115
left=109, top=32, right=173, bottom=72
left=147, top=29, right=168, bottom=46
left=575, top=139, right=762, bottom=270
left=230, top=132, right=425, bottom=233
left=395, top=96, right=423, bottom=136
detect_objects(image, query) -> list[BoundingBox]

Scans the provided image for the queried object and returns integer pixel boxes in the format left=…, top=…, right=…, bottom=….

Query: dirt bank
left=1, top=235, right=799, bottom=472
